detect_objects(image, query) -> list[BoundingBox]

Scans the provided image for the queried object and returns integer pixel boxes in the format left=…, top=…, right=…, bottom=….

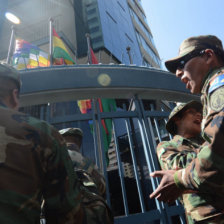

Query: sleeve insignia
left=208, top=74, right=224, bottom=94
left=210, top=87, right=224, bottom=111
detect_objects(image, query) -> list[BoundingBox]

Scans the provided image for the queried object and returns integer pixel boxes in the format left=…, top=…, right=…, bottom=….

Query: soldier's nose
left=176, top=68, right=183, bottom=78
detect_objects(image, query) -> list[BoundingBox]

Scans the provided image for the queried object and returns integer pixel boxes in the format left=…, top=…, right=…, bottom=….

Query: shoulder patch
left=210, top=86, right=224, bottom=111
left=208, top=74, right=224, bottom=94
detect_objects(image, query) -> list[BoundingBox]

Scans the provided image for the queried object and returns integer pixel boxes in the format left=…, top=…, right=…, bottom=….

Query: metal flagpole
left=126, top=46, right=133, bottom=64
left=6, top=25, right=15, bottom=64
left=85, top=33, right=92, bottom=64
left=49, top=18, right=53, bottom=66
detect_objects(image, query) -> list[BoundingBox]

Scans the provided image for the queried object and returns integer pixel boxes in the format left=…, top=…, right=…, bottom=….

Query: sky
left=141, top=0, right=224, bottom=69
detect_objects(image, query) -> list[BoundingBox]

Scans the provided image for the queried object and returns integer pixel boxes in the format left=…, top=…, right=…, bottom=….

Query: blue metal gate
left=19, top=65, right=199, bottom=223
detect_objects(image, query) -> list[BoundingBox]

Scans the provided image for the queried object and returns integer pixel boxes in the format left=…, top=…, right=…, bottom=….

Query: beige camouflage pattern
left=68, top=147, right=106, bottom=198
left=156, top=135, right=222, bottom=223
left=174, top=67, right=224, bottom=223
left=0, top=104, right=82, bottom=223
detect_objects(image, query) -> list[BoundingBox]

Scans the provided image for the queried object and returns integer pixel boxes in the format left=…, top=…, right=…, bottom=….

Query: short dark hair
left=0, top=76, right=19, bottom=100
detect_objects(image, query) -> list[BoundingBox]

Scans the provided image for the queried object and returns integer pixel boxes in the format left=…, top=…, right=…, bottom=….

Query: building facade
left=75, top=0, right=161, bottom=67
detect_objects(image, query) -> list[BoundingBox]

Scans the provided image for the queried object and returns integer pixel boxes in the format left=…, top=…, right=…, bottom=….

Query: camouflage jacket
left=0, top=105, right=81, bottom=224
left=67, top=145, right=106, bottom=198
left=157, top=135, right=224, bottom=222
left=157, top=135, right=201, bottom=171
left=174, top=67, right=224, bottom=222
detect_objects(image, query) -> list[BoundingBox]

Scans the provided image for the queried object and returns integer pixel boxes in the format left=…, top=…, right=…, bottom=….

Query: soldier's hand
left=149, top=170, right=184, bottom=203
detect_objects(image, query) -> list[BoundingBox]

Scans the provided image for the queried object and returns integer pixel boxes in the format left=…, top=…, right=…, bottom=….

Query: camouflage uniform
left=59, top=128, right=113, bottom=224
left=157, top=135, right=224, bottom=223
left=59, top=128, right=106, bottom=197
left=68, top=148, right=106, bottom=197
left=173, top=67, right=224, bottom=223
left=0, top=104, right=81, bottom=224
left=157, top=101, right=221, bottom=223
left=163, top=36, right=224, bottom=223
left=0, top=64, right=113, bottom=224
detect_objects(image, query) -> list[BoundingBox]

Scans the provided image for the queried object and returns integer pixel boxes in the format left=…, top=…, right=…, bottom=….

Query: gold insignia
left=210, top=87, right=224, bottom=111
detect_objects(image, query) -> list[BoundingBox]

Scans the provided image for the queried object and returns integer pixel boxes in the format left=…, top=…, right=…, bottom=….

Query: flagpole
left=6, top=25, right=15, bottom=64
left=126, top=46, right=133, bottom=64
left=85, top=33, right=92, bottom=64
left=49, top=18, right=53, bottom=66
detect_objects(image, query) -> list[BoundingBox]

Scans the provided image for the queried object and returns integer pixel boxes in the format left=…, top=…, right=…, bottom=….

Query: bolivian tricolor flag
left=53, top=28, right=75, bottom=65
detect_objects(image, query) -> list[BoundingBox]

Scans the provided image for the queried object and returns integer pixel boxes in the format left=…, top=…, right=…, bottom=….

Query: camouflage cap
left=59, top=127, right=83, bottom=137
left=165, top=35, right=224, bottom=73
left=0, top=63, right=21, bottom=89
left=166, top=100, right=202, bottom=135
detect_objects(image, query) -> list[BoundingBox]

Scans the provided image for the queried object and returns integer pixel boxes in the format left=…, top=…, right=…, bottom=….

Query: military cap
left=0, top=62, right=21, bottom=89
left=165, top=35, right=224, bottom=73
left=59, top=127, right=83, bottom=137
left=166, top=100, right=202, bottom=135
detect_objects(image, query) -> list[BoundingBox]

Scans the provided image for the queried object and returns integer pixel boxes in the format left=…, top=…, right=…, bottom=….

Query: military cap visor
left=59, top=128, right=83, bottom=137
left=166, top=100, right=202, bottom=135
left=165, top=35, right=224, bottom=73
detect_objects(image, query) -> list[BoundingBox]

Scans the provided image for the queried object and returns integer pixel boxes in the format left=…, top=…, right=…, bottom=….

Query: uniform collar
left=173, top=134, right=204, bottom=147
left=201, top=67, right=224, bottom=94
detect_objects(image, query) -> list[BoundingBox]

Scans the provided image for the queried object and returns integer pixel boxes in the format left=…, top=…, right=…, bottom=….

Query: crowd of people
left=1, top=34, right=224, bottom=224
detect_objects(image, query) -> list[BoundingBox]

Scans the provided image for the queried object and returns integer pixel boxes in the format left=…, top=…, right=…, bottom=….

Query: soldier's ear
left=10, top=89, right=20, bottom=110
left=204, top=49, right=215, bottom=64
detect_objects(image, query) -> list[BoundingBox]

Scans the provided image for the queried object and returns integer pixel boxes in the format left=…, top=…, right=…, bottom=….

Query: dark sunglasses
left=177, top=50, right=205, bottom=69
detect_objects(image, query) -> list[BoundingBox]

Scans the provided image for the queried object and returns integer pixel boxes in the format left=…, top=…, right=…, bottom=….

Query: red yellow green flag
left=52, top=28, right=75, bottom=65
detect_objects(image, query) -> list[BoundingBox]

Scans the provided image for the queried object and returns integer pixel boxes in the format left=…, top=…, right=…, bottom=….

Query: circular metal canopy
left=19, top=64, right=199, bottom=107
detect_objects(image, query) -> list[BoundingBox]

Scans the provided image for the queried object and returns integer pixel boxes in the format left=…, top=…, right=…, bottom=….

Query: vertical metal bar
left=112, top=120, right=129, bottom=216
left=98, top=50, right=101, bottom=63
left=49, top=18, right=53, bottom=66
left=125, top=117, right=146, bottom=212
left=85, top=33, right=92, bottom=64
left=150, top=104, right=162, bottom=142
left=142, top=107, right=173, bottom=224
left=161, top=107, right=173, bottom=140
left=46, top=103, right=51, bottom=123
left=6, top=25, right=15, bottom=64
left=126, top=46, right=133, bottom=64
left=40, top=105, right=45, bottom=120
left=91, top=99, right=100, bottom=169
left=94, top=99, right=111, bottom=207
left=134, top=97, right=167, bottom=224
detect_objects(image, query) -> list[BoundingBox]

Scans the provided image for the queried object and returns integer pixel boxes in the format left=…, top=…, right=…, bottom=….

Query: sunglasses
left=176, top=50, right=205, bottom=69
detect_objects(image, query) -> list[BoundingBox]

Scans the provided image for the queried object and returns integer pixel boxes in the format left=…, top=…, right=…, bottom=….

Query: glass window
left=106, top=11, right=117, bottom=24
left=117, top=1, right=125, bottom=12
left=89, top=26, right=100, bottom=33
left=136, top=31, right=161, bottom=66
left=88, top=17, right=98, bottom=24
left=129, top=7, right=156, bottom=49
left=92, top=36, right=103, bottom=44
left=87, top=8, right=96, bottom=15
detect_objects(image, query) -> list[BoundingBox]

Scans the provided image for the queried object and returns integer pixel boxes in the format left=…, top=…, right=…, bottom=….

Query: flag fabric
left=52, top=28, right=75, bottom=65
left=78, top=46, right=117, bottom=164
left=90, top=47, right=99, bottom=64
left=77, top=99, right=92, bottom=114
left=12, top=39, right=50, bottom=70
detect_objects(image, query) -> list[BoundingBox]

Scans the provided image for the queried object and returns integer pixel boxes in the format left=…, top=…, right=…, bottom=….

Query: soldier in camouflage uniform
left=59, top=127, right=113, bottom=223
left=150, top=35, right=224, bottom=223
left=0, top=63, right=82, bottom=223
left=59, top=127, right=106, bottom=197
left=157, top=101, right=223, bottom=223
left=0, top=63, right=113, bottom=224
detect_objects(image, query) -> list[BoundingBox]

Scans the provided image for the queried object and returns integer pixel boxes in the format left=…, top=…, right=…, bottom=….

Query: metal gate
left=19, top=65, right=199, bottom=223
